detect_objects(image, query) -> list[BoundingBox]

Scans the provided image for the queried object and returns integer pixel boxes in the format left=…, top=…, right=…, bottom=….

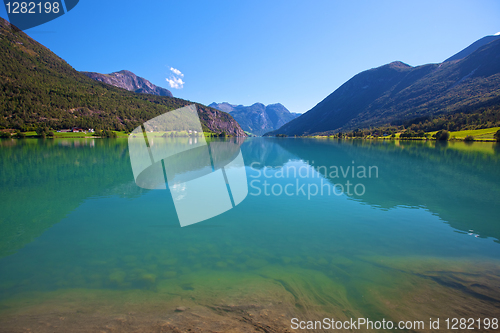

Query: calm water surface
left=0, top=138, right=499, bottom=330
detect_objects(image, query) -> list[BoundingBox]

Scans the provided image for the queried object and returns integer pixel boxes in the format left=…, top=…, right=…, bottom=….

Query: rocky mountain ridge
left=82, top=70, right=173, bottom=97
left=209, top=102, right=299, bottom=136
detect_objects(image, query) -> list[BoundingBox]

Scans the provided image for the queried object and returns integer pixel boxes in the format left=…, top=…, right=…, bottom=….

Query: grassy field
left=9, top=131, right=129, bottom=138
left=448, top=127, right=500, bottom=140
left=4, top=127, right=499, bottom=141
left=4, top=130, right=219, bottom=139
left=52, top=132, right=110, bottom=138
left=426, top=127, right=500, bottom=141
left=139, top=131, right=205, bottom=138
left=307, top=127, right=499, bottom=141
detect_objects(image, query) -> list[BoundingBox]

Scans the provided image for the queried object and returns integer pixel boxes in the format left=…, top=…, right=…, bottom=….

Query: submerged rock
left=140, top=273, right=157, bottom=284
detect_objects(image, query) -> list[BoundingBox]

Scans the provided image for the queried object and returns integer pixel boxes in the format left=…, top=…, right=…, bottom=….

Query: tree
left=435, top=130, right=450, bottom=141
left=35, top=126, right=47, bottom=136
left=15, top=130, right=26, bottom=138
left=495, top=130, right=500, bottom=142
left=464, top=135, right=474, bottom=142
left=100, top=130, right=117, bottom=138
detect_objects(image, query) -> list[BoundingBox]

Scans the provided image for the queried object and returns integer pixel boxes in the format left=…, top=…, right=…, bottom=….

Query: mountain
left=268, top=35, right=500, bottom=136
left=82, top=70, right=173, bottom=97
left=444, top=35, right=500, bottom=62
left=209, top=102, right=238, bottom=113
left=0, top=18, right=244, bottom=136
left=209, top=102, right=300, bottom=136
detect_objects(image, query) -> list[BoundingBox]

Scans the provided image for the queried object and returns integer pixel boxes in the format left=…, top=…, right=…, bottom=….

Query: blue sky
left=1, top=0, right=499, bottom=113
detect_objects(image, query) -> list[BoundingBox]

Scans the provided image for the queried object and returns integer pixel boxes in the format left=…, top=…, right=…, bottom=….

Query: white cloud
left=494, top=32, right=500, bottom=36
left=166, top=67, right=185, bottom=89
left=170, top=67, right=184, bottom=77
left=166, top=77, right=185, bottom=89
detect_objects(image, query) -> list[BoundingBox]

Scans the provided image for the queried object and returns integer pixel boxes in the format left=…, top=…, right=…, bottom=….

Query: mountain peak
left=83, top=70, right=173, bottom=97
left=387, top=61, right=412, bottom=69
left=208, top=102, right=238, bottom=113
left=115, top=70, right=135, bottom=76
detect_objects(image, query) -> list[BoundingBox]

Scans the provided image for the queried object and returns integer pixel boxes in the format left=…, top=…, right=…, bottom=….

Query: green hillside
left=0, top=18, right=245, bottom=136
left=335, top=100, right=500, bottom=141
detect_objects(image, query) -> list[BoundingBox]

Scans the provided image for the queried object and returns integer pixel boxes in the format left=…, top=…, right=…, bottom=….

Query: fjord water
left=0, top=138, right=499, bottom=330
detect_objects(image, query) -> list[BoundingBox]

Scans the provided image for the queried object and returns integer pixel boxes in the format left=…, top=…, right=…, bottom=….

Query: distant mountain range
left=268, top=34, right=500, bottom=136
left=83, top=70, right=173, bottom=97
left=209, top=102, right=300, bottom=136
left=0, top=17, right=244, bottom=136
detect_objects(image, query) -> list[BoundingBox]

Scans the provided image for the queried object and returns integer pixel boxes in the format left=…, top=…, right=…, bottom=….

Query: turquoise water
left=0, top=138, right=499, bottom=329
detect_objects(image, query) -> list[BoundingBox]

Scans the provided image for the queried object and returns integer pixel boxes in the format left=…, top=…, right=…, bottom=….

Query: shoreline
left=1, top=257, right=499, bottom=332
